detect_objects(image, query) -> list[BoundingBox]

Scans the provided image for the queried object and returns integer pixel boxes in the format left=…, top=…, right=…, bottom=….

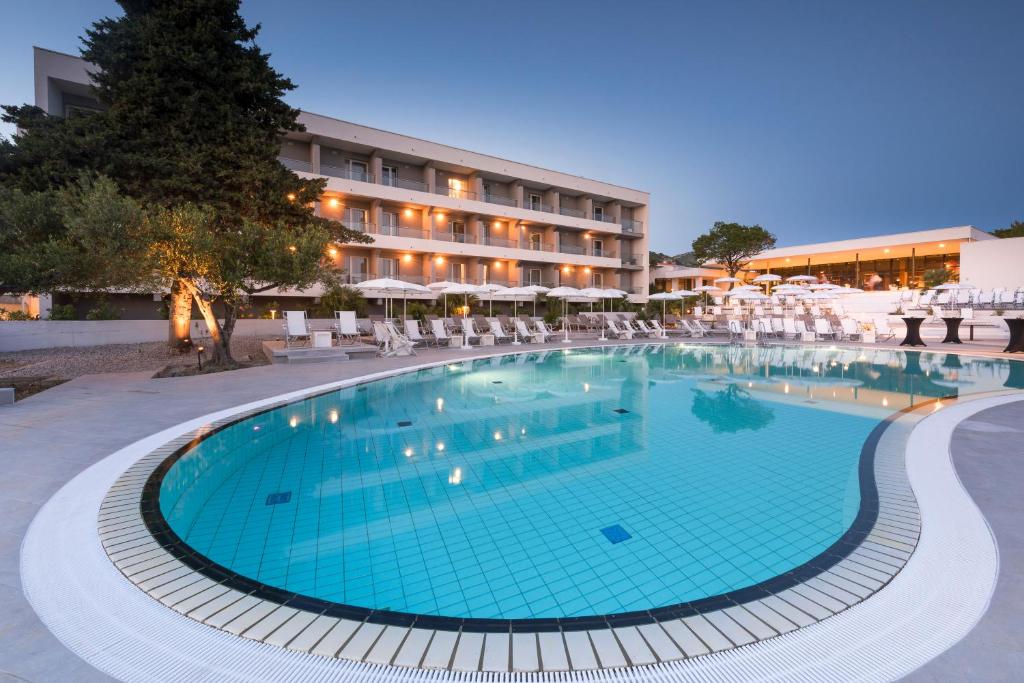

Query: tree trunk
left=181, top=279, right=234, bottom=366
left=167, top=279, right=192, bottom=349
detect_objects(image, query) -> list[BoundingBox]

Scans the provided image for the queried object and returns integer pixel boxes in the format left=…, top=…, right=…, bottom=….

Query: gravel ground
left=0, top=336, right=272, bottom=381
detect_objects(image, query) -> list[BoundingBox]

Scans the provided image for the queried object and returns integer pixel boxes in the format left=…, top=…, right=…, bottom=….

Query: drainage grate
left=600, top=524, right=632, bottom=544
left=265, top=492, right=292, bottom=506
left=397, top=421, right=412, bottom=427
left=613, top=408, right=630, bottom=414
left=492, top=380, right=503, bottom=384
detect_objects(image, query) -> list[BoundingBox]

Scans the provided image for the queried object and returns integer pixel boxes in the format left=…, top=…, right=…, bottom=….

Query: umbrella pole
left=562, top=298, right=571, bottom=344
left=512, top=299, right=521, bottom=345
left=599, top=297, right=607, bottom=341
left=662, top=300, right=667, bottom=338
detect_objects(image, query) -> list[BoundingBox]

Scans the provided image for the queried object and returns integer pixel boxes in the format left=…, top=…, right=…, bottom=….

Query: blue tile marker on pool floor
left=600, top=525, right=632, bottom=544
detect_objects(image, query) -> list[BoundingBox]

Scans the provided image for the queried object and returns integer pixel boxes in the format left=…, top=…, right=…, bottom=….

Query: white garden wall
left=0, top=318, right=337, bottom=352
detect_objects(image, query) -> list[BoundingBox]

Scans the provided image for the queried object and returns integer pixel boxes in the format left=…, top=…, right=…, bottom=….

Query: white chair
left=873, top=317, right=896, bottom=341
left=840, top=318, right=861, bottom=341
left=649, top=319, right=675, bottom=337
left=727, top=319, right=745, bottom=341
left=633, top=319, right=658, bottom=338
left=458, top=317, right=480, bottom=345
left=782, top=318, right=798, bottom=339
left=283, top=310, right=312, bottom=347
left=403, top=319, right=428, bottom=346
left=514, top=318, right=538, bottom=343
left=606, top=319, right=633, bottom=339
left=756, top=318, right=776, bottom=338
left=488, top=319, right=511, bottom=344
left=384, top=321, right=417, bottom=355
left=534, top=320, right=556, bottom=341
left=334, top=311, right=359, bottom=344
left=430, top=318, right=454, bottom=347
left=813, top=318, right=836, bottom=340
left=771, top=318, right=785, bottom=336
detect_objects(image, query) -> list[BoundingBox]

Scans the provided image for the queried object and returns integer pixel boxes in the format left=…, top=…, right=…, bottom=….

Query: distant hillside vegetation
left=649, top=251, right=700, bottom=267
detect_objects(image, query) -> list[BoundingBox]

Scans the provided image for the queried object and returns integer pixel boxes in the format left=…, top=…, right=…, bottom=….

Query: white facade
left=32, top=47, right=651, bottom=304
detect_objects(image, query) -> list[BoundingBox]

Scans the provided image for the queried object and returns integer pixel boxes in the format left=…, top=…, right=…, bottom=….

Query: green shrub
left=543, top=308, right=561, bottom=326
left=315, top=284, right=366, bottom=317
left=48, top=304, right=77, bottom=320
left=2, top=309, right=39, bottom=321
left=85, top=301, right=121, bottom=320
left=922, top=268, right=953, bottom=289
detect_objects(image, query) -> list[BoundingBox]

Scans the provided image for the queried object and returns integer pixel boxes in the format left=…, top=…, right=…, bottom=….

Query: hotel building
left=27, top=48, right=650, bottom=317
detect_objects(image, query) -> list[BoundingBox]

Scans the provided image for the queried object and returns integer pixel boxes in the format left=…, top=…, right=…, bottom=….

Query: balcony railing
left=621, top=220, right=643, bottom=234
left=559, top=206, right=584, bottom=218
left=524, top=241, right=556, bottom=252
left=279, top=156, right=312, bottom=173
left=520, top=280, right=558, bottom=289
left=321, top=163, right=374, bottom=183
left=434, top=231, right=470, bottom=243
left=559, top=244, right=586, bottom=255
left=484, top=193, right=517, bottom=207
left=435, top=186, right=479, bottom=201
left=337, top=273, right=370, bottom=285
left=480, top=235, right=518, bottom=249
left=344, top=221, right=375, bottom=234
left=525, top=201, right=554, bottom=214
left=374, top=224, right=430, bottom=240
left=381, top=176, right=428, bottom=192
left=620, top=256, right=642, bottom=267
left=592, top=248, right=616, bottom=258
left=592, top=211, right=617, bottom=224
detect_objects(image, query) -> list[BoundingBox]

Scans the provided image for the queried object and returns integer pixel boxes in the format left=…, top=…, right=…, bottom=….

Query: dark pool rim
left=137, top=354, right=944, bottom=634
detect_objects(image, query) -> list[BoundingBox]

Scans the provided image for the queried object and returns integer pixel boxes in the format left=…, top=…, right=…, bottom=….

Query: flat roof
left=757, top=226, right=991, bottom=260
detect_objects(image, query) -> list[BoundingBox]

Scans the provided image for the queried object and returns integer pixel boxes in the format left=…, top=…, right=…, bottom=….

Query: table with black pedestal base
left=1003, top=318, right=1024, bottom=353
left=900, top=317, right=927, bottom=347
left=940, top=317, right=963, bottom=344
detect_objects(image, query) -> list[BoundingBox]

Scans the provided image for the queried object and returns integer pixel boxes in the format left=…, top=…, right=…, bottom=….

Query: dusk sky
left=2, top=0, right=1021, bottom=253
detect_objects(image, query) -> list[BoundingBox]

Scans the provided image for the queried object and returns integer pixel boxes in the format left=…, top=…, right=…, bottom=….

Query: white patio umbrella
left=499, top=286, right=536, bottom=344
left=428, top=280, right=464, bottom=316
left=354, top=278, right=431, bottom=319
left=694, top=284, right=722, bottom=307
left=519, top=284, right=551, bottom=317
left=578, top=287, right=608, bottom=314
left=601, top=288, right=628, bottom=313
left=752, top=272, right=782, bottom=294
left=546, top=286, right=581, bottom=343
left=479, top=283, right=508, bottom=316
left=714, top=276, right=744, bottom=290
left=787, top=274, right=818, bottom=282
left=808, top=283, right=843, bottom=290
left=648, top=291, right=689, bottom=338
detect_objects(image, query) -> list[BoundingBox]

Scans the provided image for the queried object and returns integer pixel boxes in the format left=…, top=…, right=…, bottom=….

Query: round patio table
left=1003, top=318, right=1024, bottom=353
left=900, top=317, right=927, bottom=347
left=940, top=317, right=963, bottom=344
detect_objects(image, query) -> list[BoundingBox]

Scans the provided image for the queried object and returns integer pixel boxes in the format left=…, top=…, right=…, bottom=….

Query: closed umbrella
left=546, top=286, right=581, bottom=343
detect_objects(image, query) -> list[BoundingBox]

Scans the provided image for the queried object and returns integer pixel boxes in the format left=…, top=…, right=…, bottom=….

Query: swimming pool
left=150, top=344, right=1019, bottom=625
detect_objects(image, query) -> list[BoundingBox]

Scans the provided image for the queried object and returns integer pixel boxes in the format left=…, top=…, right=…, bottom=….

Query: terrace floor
left=0, top=336, right=1021, bottom=681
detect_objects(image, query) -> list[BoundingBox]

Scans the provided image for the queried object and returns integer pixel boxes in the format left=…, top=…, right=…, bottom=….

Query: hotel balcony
left=619, top=256, right=644, bottom=269
left=280, top=156, right=640, bottom=236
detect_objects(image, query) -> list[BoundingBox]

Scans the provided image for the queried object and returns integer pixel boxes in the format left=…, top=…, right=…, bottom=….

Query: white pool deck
left=2, top=336, right=1023, bottom=681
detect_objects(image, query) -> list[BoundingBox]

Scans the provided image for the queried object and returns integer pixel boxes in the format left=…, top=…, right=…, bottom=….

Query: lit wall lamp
left=403, top=254, right=412, bottom=263
left=327, top=198, right=340, bottom=208
left=404, top=208, right=414, bottom=218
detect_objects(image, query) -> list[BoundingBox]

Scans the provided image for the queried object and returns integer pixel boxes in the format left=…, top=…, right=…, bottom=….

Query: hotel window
left=448, top=177, right=465, bottom=199
left=529, top=233, right=542, bottom=250
left=381, top=211, right=398, bottom=236
left=344, top=256, right=368, bottom=283
left=379, top=256, right=398, bottom=278
left=528, top=193, right=542, bottom=211
left=592, top=272, right=604, bottom=287
left=343, top=208, right=367, bottom=231
left=593, top=206, right=604, bottom=221
left=592, top=239, right=604, bottom=257
left=381, top=165, right=398, bottom=187
left=527, top=268, right=542, bottom=285
left=448, top=262, right=466, bottom=283
left=450, top=221, right=467, bottom=243
left=347, top=160, right=368, bottom=181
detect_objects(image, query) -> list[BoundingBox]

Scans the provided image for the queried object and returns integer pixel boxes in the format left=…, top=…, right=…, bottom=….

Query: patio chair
left=514, top=318, right=539, bottom=343
left=813, top=318, right=837, bottom=340
left=488, top=319, right=512, bottom=344
left=429, top=318, right=454, bottom=347
left=727, top=319, right=746, bottom=341
left=459, top=317, right=480, bottom=345
left=840, top=318, right=862, bottom=341
left=403, top=319, right=428, bottom=346
left=334, top=311, right=359, bottom=345
left=606, top=319, right=633, bottom=339
left=633, top=319, right=658, bottom=337
left=534, top=320, right=556, bottom=341
left=873, top=317, right=896, bottom=341
left=283, top=310, right=312, bottom=347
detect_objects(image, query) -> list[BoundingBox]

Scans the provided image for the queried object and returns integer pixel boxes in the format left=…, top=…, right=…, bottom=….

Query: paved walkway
left=0, top=338, right=1021, bottom=681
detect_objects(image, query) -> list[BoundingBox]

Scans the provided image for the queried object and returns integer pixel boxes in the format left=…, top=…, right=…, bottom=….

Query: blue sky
left=1, top=0, right=1021, bottom=253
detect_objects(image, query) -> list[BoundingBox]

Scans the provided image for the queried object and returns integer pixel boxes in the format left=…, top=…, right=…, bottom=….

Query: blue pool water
left=158, top=344, right=1019, bottom=620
